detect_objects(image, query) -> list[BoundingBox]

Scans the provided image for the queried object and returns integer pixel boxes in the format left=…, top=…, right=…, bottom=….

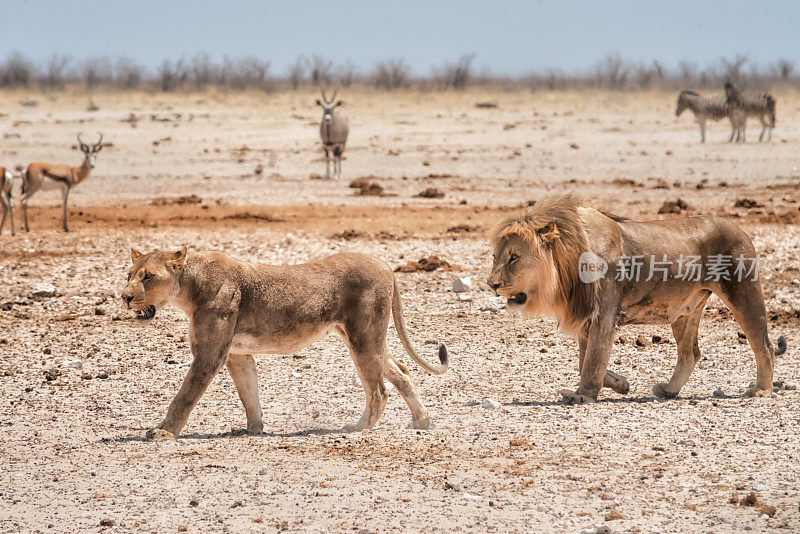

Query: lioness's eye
left=508, top=254, right=519, bottom=264
left=143, top=272, right=154, bottom=282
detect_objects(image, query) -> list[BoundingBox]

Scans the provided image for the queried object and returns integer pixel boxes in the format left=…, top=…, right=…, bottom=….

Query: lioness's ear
left=537, top=222, right=559, bottom=243
left=131, top=248, right=142, bottom=263
left=170, top=246, right=188, bottom=268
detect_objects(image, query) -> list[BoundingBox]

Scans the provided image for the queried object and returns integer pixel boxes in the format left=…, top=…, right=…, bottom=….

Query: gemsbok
left=675, top=90, right=742, bottom=143
left=724, top=81, right=776, bottom=142
left=316, top=86, right=349, bottom=180
left=0, top=166, right=14, bottom=236
left=22, top=133, right=103, bottom=232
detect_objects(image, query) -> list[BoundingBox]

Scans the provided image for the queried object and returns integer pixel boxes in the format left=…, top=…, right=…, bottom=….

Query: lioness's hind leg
left=717, top=283, right=774, bottom=397
left=384, top=358, right=430, bottom=429
left=226, top=353, right=263, bottom=434
left=353, top=360, right=388, bottom=430
left=654, top=293, right=709, bottom=399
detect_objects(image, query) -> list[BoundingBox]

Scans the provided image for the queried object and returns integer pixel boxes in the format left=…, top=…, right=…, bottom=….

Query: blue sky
left=2, top=0, right=798, bottom=75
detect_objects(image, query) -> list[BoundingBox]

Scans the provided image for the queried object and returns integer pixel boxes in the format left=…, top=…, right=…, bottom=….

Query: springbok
left=724, top=81, right=776, bottom=142
left=22, top=132, right=103, bottom=232
left=316, top=86, right=349, bottom=180
left=0, top=166, right=14, bottom=236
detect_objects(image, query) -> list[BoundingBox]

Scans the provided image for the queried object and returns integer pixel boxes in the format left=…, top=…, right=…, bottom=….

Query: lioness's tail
left=391, top=277, right=449, bottom=375
left=775, top=334, right=787, bottom=356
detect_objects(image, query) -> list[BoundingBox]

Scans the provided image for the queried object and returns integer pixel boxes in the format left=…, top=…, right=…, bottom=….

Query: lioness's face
left=487, top=234, right=557, bottom=313
left=121, top=248, right=186, bottom=320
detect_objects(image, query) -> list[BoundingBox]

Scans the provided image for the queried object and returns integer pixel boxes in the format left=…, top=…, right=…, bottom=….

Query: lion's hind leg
left=384, top=357, right=430, bottom=429
left=716, top=282, right=775, bottom=397
left=653, top=292, right=709, bottom=399
left=226, top=353, right=263, bottom=434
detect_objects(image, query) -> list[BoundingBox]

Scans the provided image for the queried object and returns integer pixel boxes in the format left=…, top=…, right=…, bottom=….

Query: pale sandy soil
left=0, top=89, right=799, bottom=533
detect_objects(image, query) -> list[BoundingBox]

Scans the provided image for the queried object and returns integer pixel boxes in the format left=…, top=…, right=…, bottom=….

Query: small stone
left=61, top=360, right=82, bottom=370
left=178, top=526, right=188, bottom=532
left=479, top=303, right=499, bottom=313
left=189, top=499, right=199, bottom=506
left=81, top=372, right=92, bottom=380
left=291, top=370, right=301, bottom=378
left=94, top=307, right=106, bottom=316
left=43, top=347, right=52, bottom=354
left=99, top=519, right=115, bottom=527
left=635, top=334, right=651, bottom=348
left=30, top=283, right=56, bottom=298
left=452, top=277, right=472, bottom=293
left=783, top=381, right=797, bottom=391
left=713, top=388, right=726, bottom=398
left=96, top=372, right=109, bottom=379
left=482, top=398, right=501, bottom=410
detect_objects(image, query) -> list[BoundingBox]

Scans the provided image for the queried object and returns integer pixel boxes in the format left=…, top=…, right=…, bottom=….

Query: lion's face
left=121, top=248, right=187, bottom=320
left=487, top=233, right=558, bottom=314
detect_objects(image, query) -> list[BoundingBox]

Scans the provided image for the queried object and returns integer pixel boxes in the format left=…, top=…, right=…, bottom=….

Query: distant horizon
left=2, top=0, right=798, bottom=77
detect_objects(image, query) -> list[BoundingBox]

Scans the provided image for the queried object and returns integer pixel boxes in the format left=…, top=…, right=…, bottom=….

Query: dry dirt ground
left=1, top=88, right=799, bottom=533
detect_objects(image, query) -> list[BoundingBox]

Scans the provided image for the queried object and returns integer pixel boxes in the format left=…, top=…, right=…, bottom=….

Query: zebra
left=316, top=85, right=349, bottom=180
left=675, top=90, right=742, bottom=143
left=724, top=81, right=776, bottom=142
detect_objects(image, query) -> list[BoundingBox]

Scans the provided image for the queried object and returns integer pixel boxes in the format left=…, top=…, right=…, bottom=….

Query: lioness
left=121, top=248, right=448, bottom=438
left=487, top=195, right=785, bottom=404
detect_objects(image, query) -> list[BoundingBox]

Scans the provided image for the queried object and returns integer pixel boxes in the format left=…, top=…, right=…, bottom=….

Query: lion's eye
left=508, top=254, right=519, bottom=264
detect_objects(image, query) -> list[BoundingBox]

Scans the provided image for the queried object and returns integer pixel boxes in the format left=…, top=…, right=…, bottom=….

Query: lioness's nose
left=122, top=295, right=133, bottom=307
left=489, top=282, right=500, bottom=291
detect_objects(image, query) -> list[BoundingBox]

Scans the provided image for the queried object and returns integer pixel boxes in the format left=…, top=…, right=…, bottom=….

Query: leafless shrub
left=0, top=52, right=34, bottom=88
left=159, top=59, right=188, bottom=92
left=594, top=53, right=630, bottom=90
left=80, top=57, right=112, bottom=89
left=310, top=55, right=333, bottom=85
left=372, top=58, right=409, bottom=90
left=433, top=54, right=476, bottom=90
left=287, top=55, right=308, bottom=90
left=114, top=57, right=143, bottom=90
left=43, top=55, right=71, bottom=89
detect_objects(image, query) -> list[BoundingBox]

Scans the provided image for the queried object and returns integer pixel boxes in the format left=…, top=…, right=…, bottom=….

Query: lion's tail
left=391, top=277, right=449, bottom=375
left=775, top=334, right=787, bottom=356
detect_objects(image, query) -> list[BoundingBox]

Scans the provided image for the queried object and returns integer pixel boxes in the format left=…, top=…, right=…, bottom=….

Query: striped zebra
left=675, top=90, right=741, bottom=143
left=724, top=81, right=776, bottom=142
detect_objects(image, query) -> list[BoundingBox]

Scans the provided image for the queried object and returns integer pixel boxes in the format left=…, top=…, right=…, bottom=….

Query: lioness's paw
left=606, top=371, right=630, bottom=394
left=744, top=387, right=773, bottom=398
left=146, top=428, right=176, bottom=441
left=560, top=391, right=596, bottom=405
left=652, top=383, right=679, bottom=399
left=246, top=422, right=264, bottom=435
left=411, top=415, right=430, bottom=430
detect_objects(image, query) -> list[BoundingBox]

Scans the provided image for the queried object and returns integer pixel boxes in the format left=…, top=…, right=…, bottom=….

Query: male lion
left=487, top=195, right=785, bottom=404
left=121, top=248, right=448, bottom=438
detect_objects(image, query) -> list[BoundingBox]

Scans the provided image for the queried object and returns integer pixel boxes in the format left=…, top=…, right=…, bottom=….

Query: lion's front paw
left=652, top=382, right=679, bottom=399
left=744, top=387, right=773, bottom=398
left=146, top=428, right=176, bottom=441
left=559, top=389, right=597, bottom=405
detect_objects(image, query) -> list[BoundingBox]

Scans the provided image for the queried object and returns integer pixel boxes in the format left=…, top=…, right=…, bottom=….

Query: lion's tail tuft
left=775, top=334, right=787, bottom=356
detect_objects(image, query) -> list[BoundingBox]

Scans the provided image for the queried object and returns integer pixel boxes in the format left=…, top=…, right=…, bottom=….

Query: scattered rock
left=482, top=398, right=501, bottom=410
left=444, top=479, right=461, bottom=491
left=569, top=142, right=580, bottom=150
left=94, top=307, right=106, bottom=316
left=658, top=198, right=690, bottom=214
left=414, top=187, right=445, bottom=199
left=741, top=492, right=759, bottom=506
left=354, top=181, right=384, bottom=196
left=395, top=256, right=457, bottom=273
left=61, top=360, right=82, bottom=370
left=479, top=303, right=499, bottom=313
left=96, top=372, right=109, bottom=379
left=581, top=526, right=611, bottom=534
left=759, top=504, right=777, bottom=517
left=734, top=198, right=764, bottom=209
left=474, top=102, right=498, bottom=109
left=150, top=194, right=202, bottom=206
left=99, top=519, right=115, bottom=527
left=713, top=388, right=726, bottom=398
left=30, top=283, right=56, bottom=298
left=635, top=334, right=652, bottom=348
left=447, top=224, right=476, bottom=233
left=604, top=509, right=623, bottom=521
left=452, top=277, right=472, bottom=293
